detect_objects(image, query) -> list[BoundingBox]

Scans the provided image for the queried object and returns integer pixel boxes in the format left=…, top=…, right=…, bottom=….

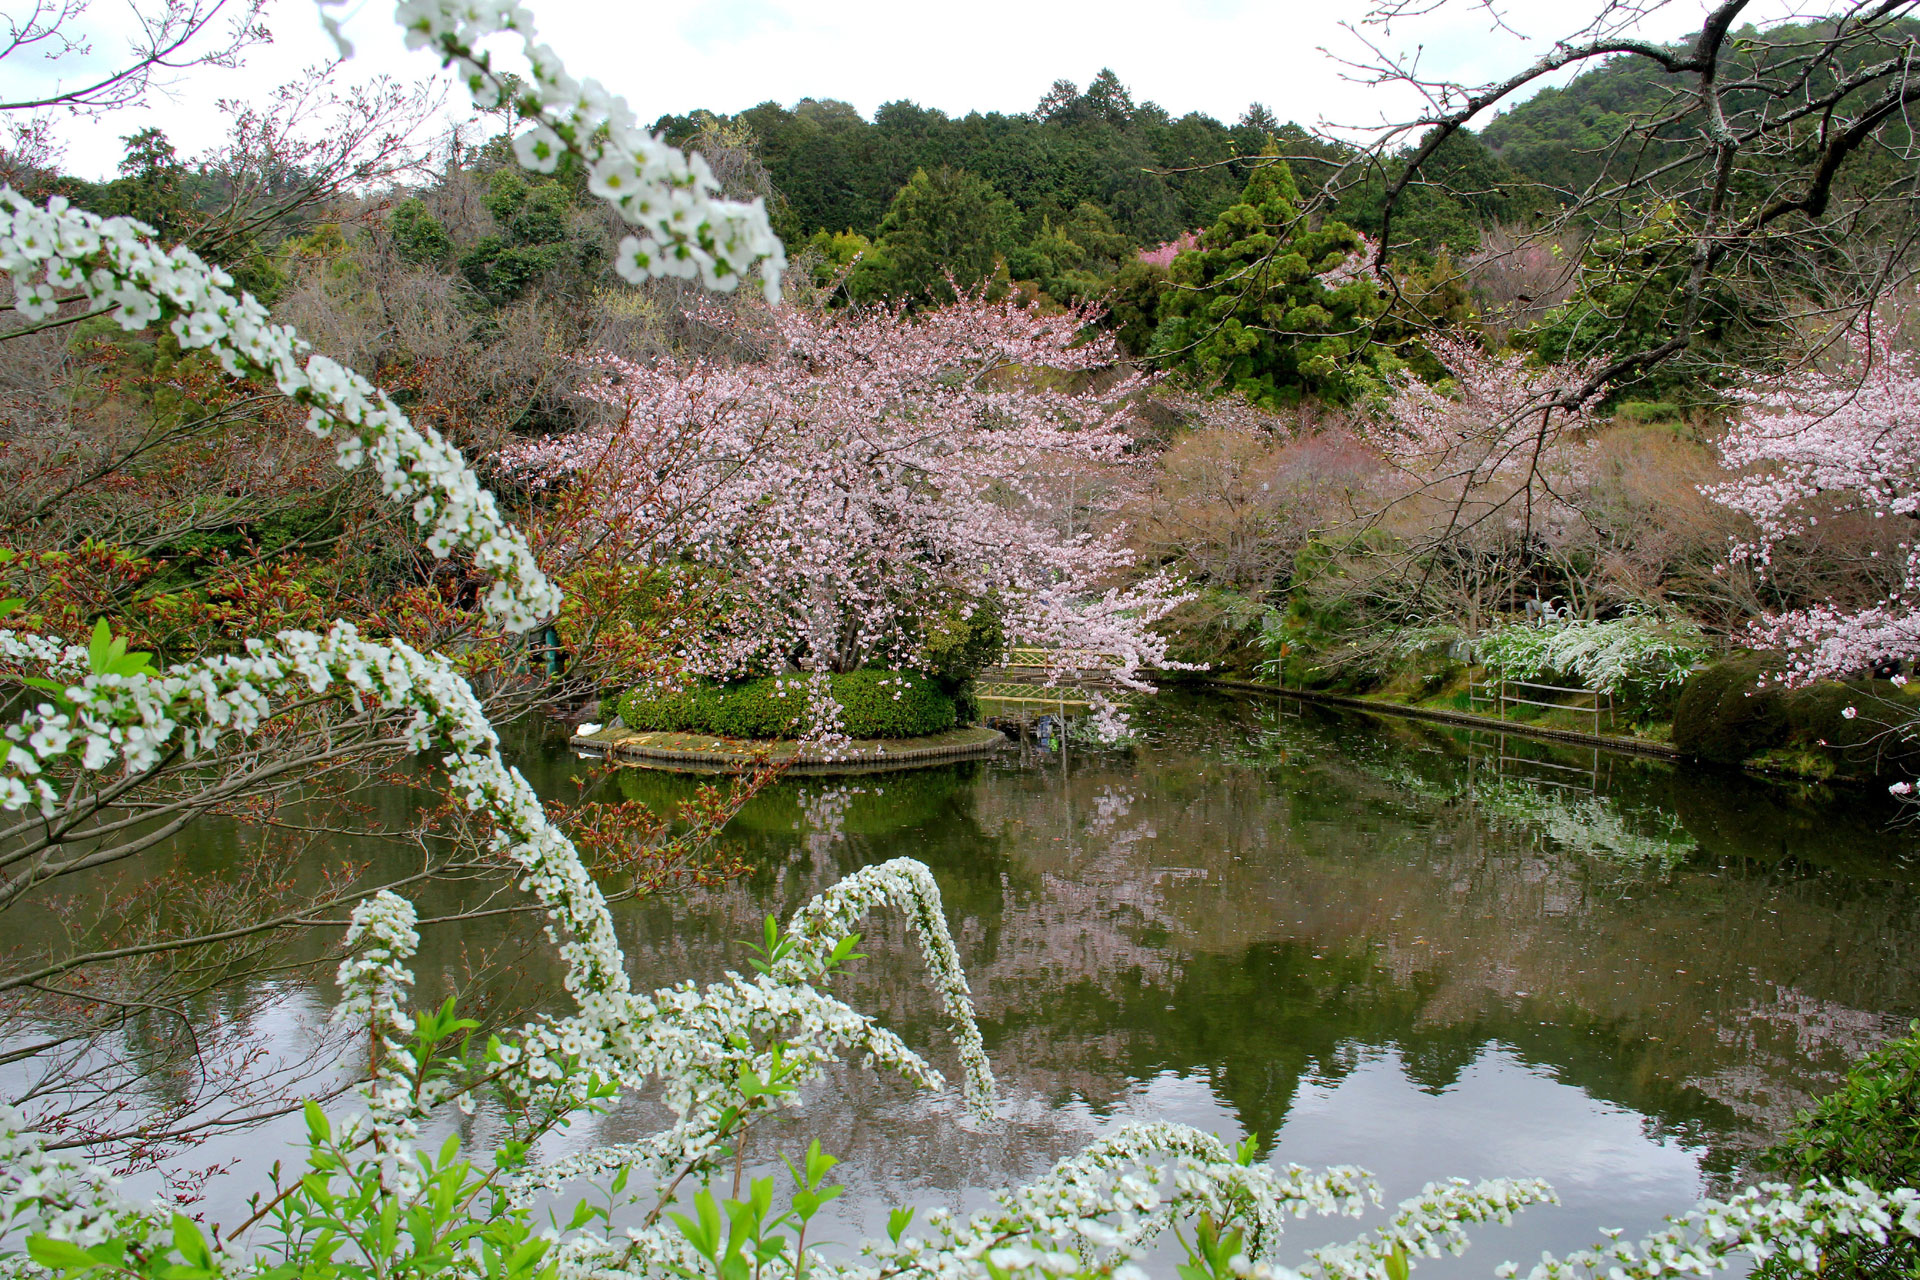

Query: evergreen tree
left=1006, top=202, right=1133, bottom=304
left=1151, top=155, right=1387, bottom=406
left=850, top=165, right=1017, bottom=304
left=102, top=128, right=189, bottom=239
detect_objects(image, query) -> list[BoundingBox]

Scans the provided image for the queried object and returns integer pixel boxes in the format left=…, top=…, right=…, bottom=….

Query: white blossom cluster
left=1306, top=1178, right=1557, bottom=1280
left=341, top=0, right=784, bottom=299
left=1474, top=615, right=1710, bottom=699
left=1515, top=1179, right=1920, bottom=1280
left=0, top=191, right=561, bottom=633
left=331, top=892, right=440, bottom=1189
left=0, top=631, right=87, bottom=674
left=0, top=1106, right=152, bottom=1255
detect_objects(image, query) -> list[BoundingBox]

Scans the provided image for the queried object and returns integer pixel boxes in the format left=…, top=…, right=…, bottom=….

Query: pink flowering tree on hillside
left=504, top=294, right=1190, bottom=707
left=1359, top=335, right=1607, bottom=628
left=1705, top=298, right=1920, bottom=683
left=1370, top=334, right=1602, bottom=502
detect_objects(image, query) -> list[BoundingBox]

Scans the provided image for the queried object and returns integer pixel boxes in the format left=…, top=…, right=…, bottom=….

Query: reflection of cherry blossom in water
left=801, top=784, right=863, bottom=864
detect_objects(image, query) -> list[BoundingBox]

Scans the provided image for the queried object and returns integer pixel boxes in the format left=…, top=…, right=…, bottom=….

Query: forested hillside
left=653, top=73, right=1539, bottom=268
left=1481, top=15, right=1920, bottom=201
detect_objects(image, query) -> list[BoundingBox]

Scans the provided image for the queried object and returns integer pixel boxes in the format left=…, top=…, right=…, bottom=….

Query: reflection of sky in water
left=17, top=690, right=1920, bottom=1269
left=637, top=1045, right=1712, bottom=1279
left=104, top=1037, right=1711, bottom=1279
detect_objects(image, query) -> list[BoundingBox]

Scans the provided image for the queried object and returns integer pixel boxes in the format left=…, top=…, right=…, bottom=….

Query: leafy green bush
left=1672, top=658, right=1920, bottom=778
left=388, top=198, right=453, bottom=265
left=829, top=669, right=958, bottom=738
left=616, top=670, right=957, bottom=740
left=1762, top=1023, right=1920, bottom=1280
left=1769, top=1022, right=1920, bottom=1190
left=1671, top=655, right=1788, bottom=763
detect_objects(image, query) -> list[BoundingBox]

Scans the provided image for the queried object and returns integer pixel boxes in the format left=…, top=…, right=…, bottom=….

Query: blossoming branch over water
left=0, top=192, right=560, bottom=635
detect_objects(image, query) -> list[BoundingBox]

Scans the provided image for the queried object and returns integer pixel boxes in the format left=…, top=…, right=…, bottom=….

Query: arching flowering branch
left=1306, top=1178, right=1557, bottom=1280
left=329, top=0, right=785, bottom=298
left=778, top=858, right=995, bottom=1105
left=0, top=192, right=561, bottom=633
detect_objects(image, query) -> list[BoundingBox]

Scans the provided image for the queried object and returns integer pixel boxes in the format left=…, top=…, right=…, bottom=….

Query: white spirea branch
left=1305, top=1178, right=1558, bottom=1280
left=332, top=892, right=433, bottom=1187
left=778, top=857, right=997, bottom=1110
left=0, top=191, right=562, bottom=634
left=347, top=0, right=784, bottom=299
left=1518, top=1179, right=1920, bottom=1280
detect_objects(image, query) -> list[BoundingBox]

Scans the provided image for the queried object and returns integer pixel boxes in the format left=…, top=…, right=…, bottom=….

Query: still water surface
left=72, top=692, right=1920, bottom=1270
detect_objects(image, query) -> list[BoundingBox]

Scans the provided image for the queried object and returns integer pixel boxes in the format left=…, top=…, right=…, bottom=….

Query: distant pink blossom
left=1136, top=231, right=1202, bottom=268
left=1368, top=334, right=1605, bottom=537
left=1317, top=232, right=1379, bottom=288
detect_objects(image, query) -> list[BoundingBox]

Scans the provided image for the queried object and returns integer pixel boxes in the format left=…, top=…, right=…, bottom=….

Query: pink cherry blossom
left=1705, top=294, right=1920, bottom=682
left=503, top=293, right=1192, bottom=698
left=1135, top=231, right=1201, bottom=268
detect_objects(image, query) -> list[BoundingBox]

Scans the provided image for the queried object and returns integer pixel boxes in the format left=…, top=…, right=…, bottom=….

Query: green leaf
left=887, top=1207, right=914, bottom=1244
left=27, top=1236, right=99, bottom=1273
left=171, top=1215, right=214, bottom=1271
left=304, top=1100, right=331, bottom=1144
left=1386, top=1244, right=1411, bottom=1280
left=88, top=618, right=112, bottom=672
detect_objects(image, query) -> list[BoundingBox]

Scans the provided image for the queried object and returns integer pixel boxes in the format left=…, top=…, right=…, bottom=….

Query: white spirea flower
left=0, top=190, right=561, bottom=634
left=372, top=0, right=786, bottom=302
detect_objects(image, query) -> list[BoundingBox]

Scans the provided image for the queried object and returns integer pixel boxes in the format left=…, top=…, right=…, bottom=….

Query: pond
left=18, top=689, right=1920, bottom=1274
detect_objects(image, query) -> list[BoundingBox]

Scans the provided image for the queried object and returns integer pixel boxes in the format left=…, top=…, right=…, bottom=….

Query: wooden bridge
left=974, top=647, right=1140, bottom=713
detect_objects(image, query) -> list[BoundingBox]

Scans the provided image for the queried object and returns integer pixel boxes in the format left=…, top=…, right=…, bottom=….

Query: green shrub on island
left=614, top=670, right=958, bottom=740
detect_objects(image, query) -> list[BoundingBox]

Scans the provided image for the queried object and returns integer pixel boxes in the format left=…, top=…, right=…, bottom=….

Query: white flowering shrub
left=1476, top=616, right=1711, bottom=711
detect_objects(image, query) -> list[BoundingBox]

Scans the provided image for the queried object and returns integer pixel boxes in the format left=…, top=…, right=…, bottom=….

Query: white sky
left=24, top=0, right=1775, bottom=181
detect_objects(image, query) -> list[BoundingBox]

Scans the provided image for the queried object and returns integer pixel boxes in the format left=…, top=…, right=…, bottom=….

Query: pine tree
left=1151, top=152, right=1386, bottom=406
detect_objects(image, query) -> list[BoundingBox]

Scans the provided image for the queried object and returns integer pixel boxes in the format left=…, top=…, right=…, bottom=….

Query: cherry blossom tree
left=1705, top=295, right=1920, bottom=683
left=504, top=294, right=1191, bottom=697
left=1354, top=335, right=1608, bottom=629
left=1370, top=334, right=1602, bottom=505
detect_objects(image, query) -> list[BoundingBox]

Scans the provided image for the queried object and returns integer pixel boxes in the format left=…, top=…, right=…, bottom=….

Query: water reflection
left=12, top=690, right=1920, bottom=1270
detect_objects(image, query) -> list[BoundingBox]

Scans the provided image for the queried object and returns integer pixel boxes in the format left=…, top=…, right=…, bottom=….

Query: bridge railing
left=998, top=647, right=1123, bottom=671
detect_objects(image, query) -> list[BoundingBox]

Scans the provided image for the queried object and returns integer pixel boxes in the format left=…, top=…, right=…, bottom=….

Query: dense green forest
left=651, top=71, right=1538, bottom=268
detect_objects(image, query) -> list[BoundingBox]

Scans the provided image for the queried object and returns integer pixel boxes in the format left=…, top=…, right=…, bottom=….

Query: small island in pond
left=576, top=669, right=1012, bottom=772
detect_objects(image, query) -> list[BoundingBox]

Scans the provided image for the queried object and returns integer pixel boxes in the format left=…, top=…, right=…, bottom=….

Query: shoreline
left=571, top=723, right=1011, bottom=774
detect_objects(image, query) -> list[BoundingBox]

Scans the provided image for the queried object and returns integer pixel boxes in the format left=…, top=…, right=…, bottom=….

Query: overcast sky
left=28, top=0, right=1773, bottom=181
